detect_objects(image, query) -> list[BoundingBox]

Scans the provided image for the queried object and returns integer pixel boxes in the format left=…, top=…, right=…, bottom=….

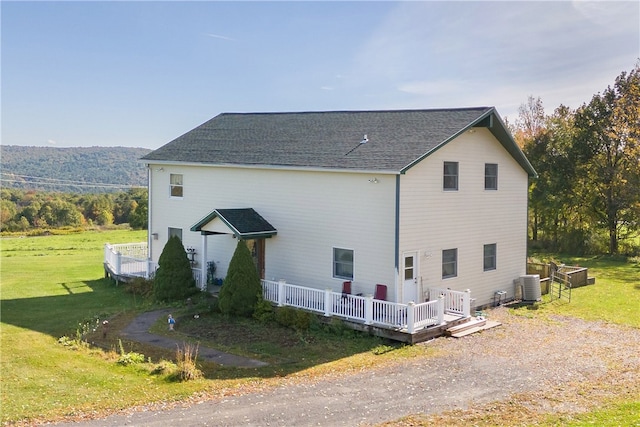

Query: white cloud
left=204, top=33, right=236, bottom=42
left=47, top=139, right=57, bottom=145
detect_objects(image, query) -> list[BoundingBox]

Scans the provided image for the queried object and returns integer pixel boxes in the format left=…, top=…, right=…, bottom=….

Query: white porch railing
left=104, top=243, right=203, bottom=289
left=261, top=280, right=467, bottom=333
left=105, top=243, right=471, bottom=334
left=428, top=287, right=471, bottom=317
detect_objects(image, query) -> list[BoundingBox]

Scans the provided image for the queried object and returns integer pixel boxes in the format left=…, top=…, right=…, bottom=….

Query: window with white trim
left=442, top=248, right=457, bottom=279
left=168, top=227, right=182, bottom=241
left=485, top=163, right=498, bottom=190
left=333, top=247, right=354, bottom=280
left=170, top=174, right=183, bottom=198
left=443, top=162, right=458, bottom=191
left=484, top=243, right=497, bottom=271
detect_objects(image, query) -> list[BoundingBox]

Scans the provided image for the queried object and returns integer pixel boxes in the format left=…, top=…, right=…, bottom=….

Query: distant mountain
left=0, top=145, right=152, bottom=193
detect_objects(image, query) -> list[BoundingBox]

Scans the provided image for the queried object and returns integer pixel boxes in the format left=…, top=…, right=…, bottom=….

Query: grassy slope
left=1, top=230, right=423, bottom=424
left=0, top=231, right=206, bottom=422
left=2, top=233, right=638, bottom=425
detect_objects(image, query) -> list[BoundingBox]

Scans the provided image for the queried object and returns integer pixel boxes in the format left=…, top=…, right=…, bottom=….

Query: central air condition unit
left=520, top=274, right=541, bottom=302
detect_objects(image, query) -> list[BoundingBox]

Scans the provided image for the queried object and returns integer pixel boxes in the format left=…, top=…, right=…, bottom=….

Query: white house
left=140, top=108, right=536, bottom=309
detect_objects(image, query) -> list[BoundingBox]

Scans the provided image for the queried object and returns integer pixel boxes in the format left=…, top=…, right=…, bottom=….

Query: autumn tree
left=573, top=65, right=640, bottom=254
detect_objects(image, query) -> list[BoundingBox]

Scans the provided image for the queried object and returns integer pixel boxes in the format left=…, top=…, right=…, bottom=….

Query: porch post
left=437, top=295, right=445, bottom=324
left=278, top=280, right=286, bottom=307
left=364, top=295, right=373, bottom=325
left=115, top=252, right=122, bottom=275
left=200, top=234, right=207, bottom=290
left=407, top=302, right=415, bottom=334
left=463, top=289, right=471, bottom=318
left=324, top=289, right=332, bottom=317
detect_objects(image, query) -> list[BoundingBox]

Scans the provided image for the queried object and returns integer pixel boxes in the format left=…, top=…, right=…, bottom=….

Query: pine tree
left=153, top=236, right=198, bottom=302
left=218, top=239, right=263, bottom=317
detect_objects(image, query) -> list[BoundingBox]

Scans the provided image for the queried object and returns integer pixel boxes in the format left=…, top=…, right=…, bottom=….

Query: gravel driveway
left=55, top=307, right=640, bottom=426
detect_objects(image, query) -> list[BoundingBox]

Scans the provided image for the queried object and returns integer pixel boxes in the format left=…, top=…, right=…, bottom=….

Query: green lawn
left=529, top=253, right=640, bottom=328
left=2, top=233, right=638, bottom=425
left=0, top=229, right=420, bottom=425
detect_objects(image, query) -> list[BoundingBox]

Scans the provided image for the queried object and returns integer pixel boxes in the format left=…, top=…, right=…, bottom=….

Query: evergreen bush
left=218, top=239, right=263, bottom=317
left=153, top=235, right=198, bottom=302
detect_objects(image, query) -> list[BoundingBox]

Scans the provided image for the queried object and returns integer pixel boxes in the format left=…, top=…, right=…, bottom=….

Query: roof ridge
left=219, top=107, right=493, bottom=116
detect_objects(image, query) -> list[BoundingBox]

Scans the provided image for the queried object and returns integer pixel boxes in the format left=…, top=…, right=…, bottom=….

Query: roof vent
left=345, top=134, right=369, bottom=155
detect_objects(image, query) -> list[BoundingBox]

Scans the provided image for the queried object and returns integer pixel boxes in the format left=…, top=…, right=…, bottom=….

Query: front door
left=402, top=252, right=418, bottom=303
left=246, top=239, right=265, bottom=279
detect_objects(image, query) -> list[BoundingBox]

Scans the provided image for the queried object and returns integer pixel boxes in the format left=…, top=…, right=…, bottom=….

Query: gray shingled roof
left=190, top=208, right=277, bottom=239
left=142, top=108, right=536, bottom=175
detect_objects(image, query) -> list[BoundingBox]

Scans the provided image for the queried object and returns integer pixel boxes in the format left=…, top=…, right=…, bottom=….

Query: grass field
left=1, top=232, right=638, bottom=425
left=0, top=230, right=421, bottom=425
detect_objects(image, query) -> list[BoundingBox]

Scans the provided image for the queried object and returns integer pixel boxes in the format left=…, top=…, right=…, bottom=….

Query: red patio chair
left=374, top=284, right=387, bottom=301
left=342, top=281, right=352, bottom=299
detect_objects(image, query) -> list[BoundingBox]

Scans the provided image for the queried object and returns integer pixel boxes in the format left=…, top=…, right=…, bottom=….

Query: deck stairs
left=446, top=316, right=501, bottom=338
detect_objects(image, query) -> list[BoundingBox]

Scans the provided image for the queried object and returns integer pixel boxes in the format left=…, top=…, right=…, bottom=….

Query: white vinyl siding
left=398, top=128, right=529, bottom=307
left=148, top=166, right=397, bottom=299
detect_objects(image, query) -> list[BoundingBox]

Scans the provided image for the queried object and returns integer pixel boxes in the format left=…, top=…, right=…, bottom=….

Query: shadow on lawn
left=0, top=278, right=138, bottom=338
left=1, top=277, right=393, bottom=380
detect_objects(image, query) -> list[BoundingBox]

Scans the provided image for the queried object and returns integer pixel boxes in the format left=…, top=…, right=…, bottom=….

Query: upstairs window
left=442, top=248, right=457, bottom=279
left=484, top=243, right=497, bottom=271
left=443, top=162, right=458, bottom=191
left=485, top=163, right=498, bottom=190
left=333, top=247, right=354, bottom=280
left=170, top=174, right=183, bottom=197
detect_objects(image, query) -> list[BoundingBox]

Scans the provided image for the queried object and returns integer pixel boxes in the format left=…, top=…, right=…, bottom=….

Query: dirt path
left=120, top=309, right=267, bottom=368
left=54, top=308, right=640, bottom=426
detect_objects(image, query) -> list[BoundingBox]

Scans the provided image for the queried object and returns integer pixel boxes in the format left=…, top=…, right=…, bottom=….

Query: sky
left=2, top=1, right=639, bottom=149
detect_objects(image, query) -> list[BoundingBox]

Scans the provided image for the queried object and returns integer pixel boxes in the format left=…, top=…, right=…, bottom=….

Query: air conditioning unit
left=520, top=274, right=541, bottom=302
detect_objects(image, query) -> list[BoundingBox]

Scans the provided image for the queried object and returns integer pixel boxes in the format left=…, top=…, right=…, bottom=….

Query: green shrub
left=275, top=306, right=297, bottom=328
left=153, top=235, right=198, bottom=302
left=124, top=277, right=154, bottom=298
left=150, top=360, right=178, bottom=376
left=253, top=298, right=275, bottom=323
left=273, top=306, right=313, bottom=331
left=218, top=240, right=263, bottom=317
left=116, top=340, right=145, bottom=366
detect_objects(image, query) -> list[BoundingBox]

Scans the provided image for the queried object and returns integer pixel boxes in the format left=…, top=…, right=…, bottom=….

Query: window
left=168, top=227, right=182, bottom=241
left=484, top=243, right=497, bottom=271
left=485, top=163, right=498, bottom=190
left=443, top=162, right=458, bottom=191
left=442, top=248, right=457, bottom=279
left=333, top=248, right=354, bottom=280
left=170, top=174, right=183, bottom=197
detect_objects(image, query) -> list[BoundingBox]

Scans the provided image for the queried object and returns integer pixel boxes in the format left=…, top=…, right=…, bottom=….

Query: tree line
left=510, top=64, right=639, bottom=255
left=1, top=66, right=637, bottom=254
left=0, top=188, right=148, bottom=232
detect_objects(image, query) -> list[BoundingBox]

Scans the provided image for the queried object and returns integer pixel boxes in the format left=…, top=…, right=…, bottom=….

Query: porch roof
left=190, top=208, right=277, bottom=239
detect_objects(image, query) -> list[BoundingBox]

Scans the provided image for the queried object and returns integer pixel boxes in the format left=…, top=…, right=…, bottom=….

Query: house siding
left=398, top=128, right=529, bottom=307
left=148, top=166, right=398, bottom=299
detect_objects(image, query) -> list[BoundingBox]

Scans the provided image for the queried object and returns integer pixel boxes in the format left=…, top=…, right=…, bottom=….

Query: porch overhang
left=190, top=208, right=277, bottom=239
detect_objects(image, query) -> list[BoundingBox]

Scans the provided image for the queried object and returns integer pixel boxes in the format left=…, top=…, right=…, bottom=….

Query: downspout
left=147, top=165, right=153, bottom=271
left=394, top=174, right=401, bottom=302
